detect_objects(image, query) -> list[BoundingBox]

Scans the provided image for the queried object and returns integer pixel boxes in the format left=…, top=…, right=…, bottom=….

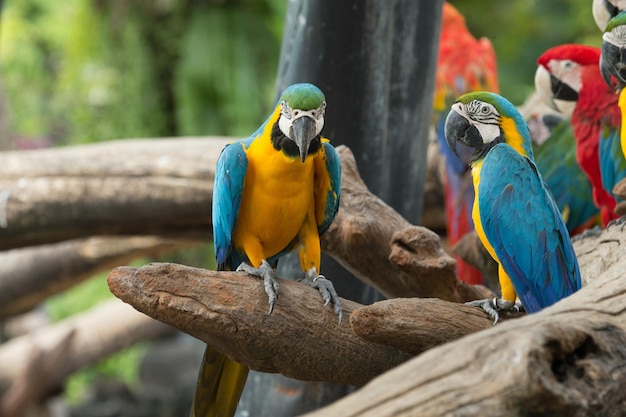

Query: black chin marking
left=271, top=120, right=322, bottom=158
left=473, top=135, right=504, bottom=162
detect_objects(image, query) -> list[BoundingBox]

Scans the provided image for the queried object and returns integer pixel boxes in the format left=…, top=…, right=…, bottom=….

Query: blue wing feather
left=599, top=126, right=626, bottom=202
left=212, top=139, right=251, bottom=270
left=317, top=142, right=342, bottom=235
left=479, top=144, right=581, bottom=313
left=533, top=120, right=599, bottom=233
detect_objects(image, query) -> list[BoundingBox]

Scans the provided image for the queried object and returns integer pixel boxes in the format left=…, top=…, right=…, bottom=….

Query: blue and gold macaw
left=444, top=91, right=582, bottom=323
left=193, top=83, right=342, bottom=417
left=601, top=12, right=626, bottom=164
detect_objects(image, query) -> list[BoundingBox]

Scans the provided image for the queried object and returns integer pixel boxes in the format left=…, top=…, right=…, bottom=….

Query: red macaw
left=535, top=44, right=622, bottom=226
left=433, top=2, right=499, bottom=285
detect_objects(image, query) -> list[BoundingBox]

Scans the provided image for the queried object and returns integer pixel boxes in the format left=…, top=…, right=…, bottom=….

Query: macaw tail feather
left=191, top=346, right=249, bottom=417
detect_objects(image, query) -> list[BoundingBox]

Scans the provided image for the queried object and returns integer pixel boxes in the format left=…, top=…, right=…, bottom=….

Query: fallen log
left=0, top=236, right=199, bottom=318
left=301, top=252, right=626, bottom=417
left=0, top=137, right=231, bottom=250
left=0, top=299, right=175, bottom=397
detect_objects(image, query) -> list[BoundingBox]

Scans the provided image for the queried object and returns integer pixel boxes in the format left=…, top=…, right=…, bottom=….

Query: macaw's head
left=445, top=91, right=533, bottom=162
left=600, top=11, right=626, bottom=90
left=277, top=83, right=326, bottom=162
left=593, top=0, right=626, bottom=31
left=535, top=44, right=601, bottom=117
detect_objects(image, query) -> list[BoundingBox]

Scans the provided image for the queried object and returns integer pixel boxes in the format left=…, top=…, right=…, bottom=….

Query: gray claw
left=302, top=270, right=343, bottom=325
left=466, top=298, right=499, bottom=325
left=237, top=260, right=280, bottom=314
left=465, top=297, right=518, bottom=325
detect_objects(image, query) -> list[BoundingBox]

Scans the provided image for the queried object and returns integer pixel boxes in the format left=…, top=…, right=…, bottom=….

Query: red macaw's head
left=534, top=44, right=604, bottom=118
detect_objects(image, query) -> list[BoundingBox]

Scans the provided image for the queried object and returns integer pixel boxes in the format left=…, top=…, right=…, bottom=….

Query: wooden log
left=301, top=237, right=626, bottom=417
left=107, top=263, right=413, bottom=387
left=0, top=299, right=175, bottom=395
left=0, top=137, right=231, bottom=250
left=0, top=236, right=199, bottom=318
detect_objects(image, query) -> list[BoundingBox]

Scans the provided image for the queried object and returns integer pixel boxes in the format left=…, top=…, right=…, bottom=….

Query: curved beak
left=444, top=109, right=483, bottom=157
left=290, top=116, right=316, bottom=162
left=600, top=41, right=626, bottom=90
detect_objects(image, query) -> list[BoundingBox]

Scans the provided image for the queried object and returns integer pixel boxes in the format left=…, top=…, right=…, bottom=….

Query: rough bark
left=0, top=137, right=231, bottom=250
left=107, top=263, right=413, bottom=387
left=0, top=236, right=199, bottom=318
left=301, top=246, right=626, bottom=417
left=0, top=299, right=175, bottom=398
left=106, top=224, right=626, bottom=416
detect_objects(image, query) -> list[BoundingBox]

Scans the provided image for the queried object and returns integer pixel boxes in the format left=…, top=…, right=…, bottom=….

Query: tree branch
left=301, top=249, right=626, bottom=417
left=0, top=236, right=199, bottom=318
left=107, top=263, right=413, bottom=387
left=0, top=137, right=231, bottom=250
left=0, top=299, right=175, bottom=397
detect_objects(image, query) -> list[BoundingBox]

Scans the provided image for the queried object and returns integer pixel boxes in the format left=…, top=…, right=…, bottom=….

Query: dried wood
left=0, top=236, right=198, bottom=318
left=0, top=299, right=175, bottom=396
left=107, top=263, right=413, bottom=387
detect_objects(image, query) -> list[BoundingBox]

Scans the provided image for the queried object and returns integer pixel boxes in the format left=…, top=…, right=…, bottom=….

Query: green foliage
left=450, top=0, right=603, bottom=104
left=174, top=3, right=282, bottom=137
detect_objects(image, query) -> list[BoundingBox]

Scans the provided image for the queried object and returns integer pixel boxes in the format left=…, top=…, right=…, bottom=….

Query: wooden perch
left=0, top=137, right=231, bottom=250
left=302, top=249, right=626, bottom=417
left=0, top=236, right=199, bottom=318
left=0, top=299, right=175, bottom=398
left=107, top=263, right=413, bottom=386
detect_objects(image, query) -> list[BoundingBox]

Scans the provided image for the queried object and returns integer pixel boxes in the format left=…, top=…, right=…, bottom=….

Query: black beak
left=444, top=109, right=483, bottom=157
left=600, top=41, right=626, bottom=90
left=290, top=116, right=316, bottom=162
left=550, top=74, right=578, bottom=102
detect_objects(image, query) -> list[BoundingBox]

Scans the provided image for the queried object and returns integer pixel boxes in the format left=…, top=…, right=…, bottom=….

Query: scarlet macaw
left=535, top=44, right=624, bottom=226
left=433, top=2, right=499, bottom=285
left=445, top=91, right=582, bottom=323
left=194, top=83, right=342, bottom=417
left=528, top=113, right=600, bottom=235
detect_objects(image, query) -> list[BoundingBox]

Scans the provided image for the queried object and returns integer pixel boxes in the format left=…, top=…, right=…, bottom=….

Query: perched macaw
left=194, top=83, right=342, bottom=417
left=528, top=113, right=600, bottom=235
left=433, top=2, right=499, bottom=285
left=593, top=0, right=626, bottom=31
left=535, top=44, right=624, bottom=226
left=444, top=91, right=582, bottom=323
left=601, top=11, right=626, bottom=164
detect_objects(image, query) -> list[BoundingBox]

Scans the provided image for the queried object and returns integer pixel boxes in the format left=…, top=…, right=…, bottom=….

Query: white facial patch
left=278, top=102, right=326, bottom=139
left=604, top=24, right=626, bottom=48
left=458, top=100, right=501, bottom=144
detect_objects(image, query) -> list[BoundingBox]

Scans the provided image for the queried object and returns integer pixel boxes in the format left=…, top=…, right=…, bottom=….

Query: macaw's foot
left=237, top=260, right=280, bottom=314
left=301, top=268, right=343, bottom=325
left=572, top=225, right=603, bottom=242
left=465, top=298, right=517, bottom=325
left=607, top=215, right=626, bottom=232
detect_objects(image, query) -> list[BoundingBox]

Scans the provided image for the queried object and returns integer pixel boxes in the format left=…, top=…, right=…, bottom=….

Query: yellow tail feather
left=191, top=345, right=250, bottom=417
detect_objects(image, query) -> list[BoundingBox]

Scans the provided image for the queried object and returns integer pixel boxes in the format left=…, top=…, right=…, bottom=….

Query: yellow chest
left=471, top=160, right=498, bottom=263
left=232, top=136, right=317, bottom=256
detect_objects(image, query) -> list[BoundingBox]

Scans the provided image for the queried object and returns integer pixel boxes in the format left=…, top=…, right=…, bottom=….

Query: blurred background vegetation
left=0, top=0, right=606, bottom=411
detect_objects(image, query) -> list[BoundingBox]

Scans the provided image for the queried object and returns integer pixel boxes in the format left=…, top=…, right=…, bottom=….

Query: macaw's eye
left=480, top=105, right=490, bottom=114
